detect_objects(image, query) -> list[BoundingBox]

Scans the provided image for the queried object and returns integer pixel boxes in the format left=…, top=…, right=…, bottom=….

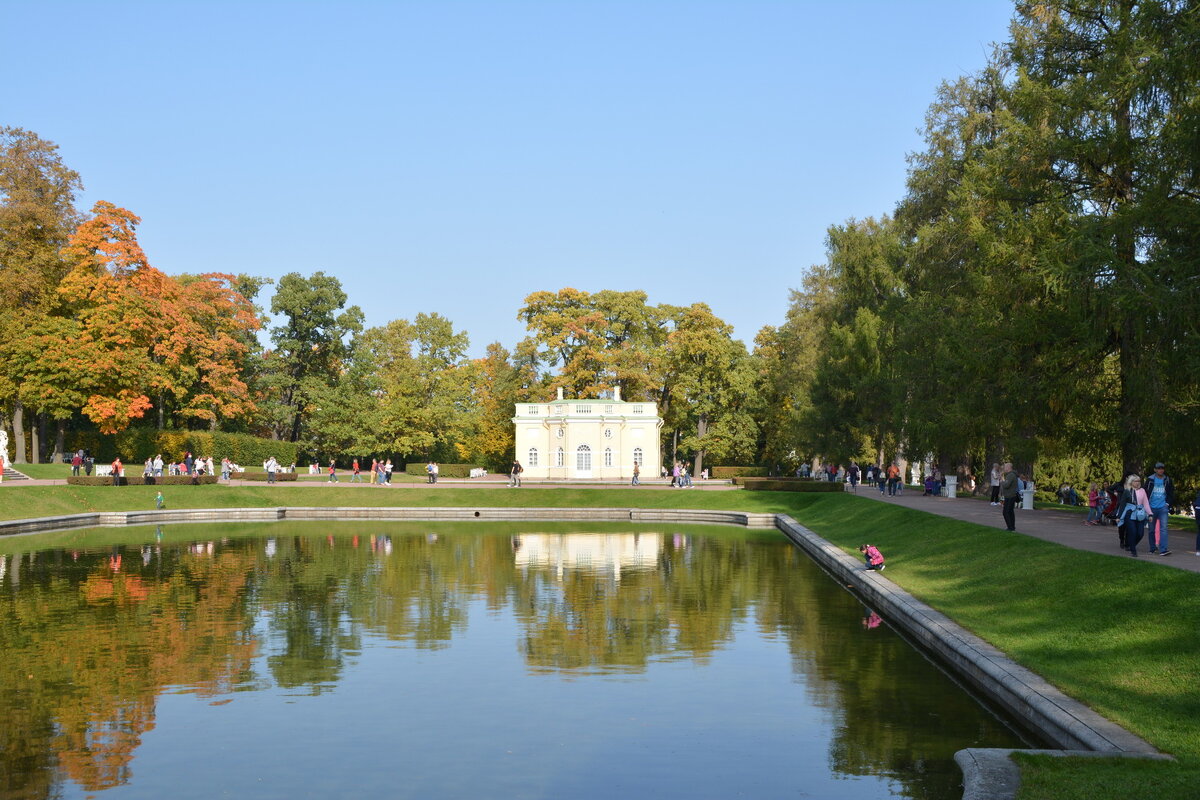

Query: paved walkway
left=3, top=475, right=737, bottom=491
left=859, top=488, right=1200, bottom=573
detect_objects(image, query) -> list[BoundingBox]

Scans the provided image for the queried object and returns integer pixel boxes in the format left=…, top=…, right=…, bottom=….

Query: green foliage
left=235, top=471, right=298, bottom=482
left=709, top=466, right=768, bottom=479
left=66, top=475, right=219, bottom=486
left=64, top=430, right=300, bottom=466
left=402, top=462, right=479, bottom=478
left=359, top=313, right=474, bottom=462
left=260, top=271, right=364, bottom=442
left=741, top=478, right=844, bottom=492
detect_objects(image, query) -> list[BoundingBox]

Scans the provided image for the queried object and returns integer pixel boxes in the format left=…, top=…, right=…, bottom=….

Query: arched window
left=555, top=447, right=564, bottom=467
left=528, top=448, right=538, bottom=467
left=604, top=447, right=613, bottom=467
left=576, top=444, right=592, bottom=471
left=633, top=447, right=643, bottom=466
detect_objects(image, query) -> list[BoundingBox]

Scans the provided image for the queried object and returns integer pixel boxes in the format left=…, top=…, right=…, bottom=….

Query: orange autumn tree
left=51, top=201, right=260, bottom=433
left=167, top=273, right=260, bottom=427
left=54, top=202, right=158, bottom=433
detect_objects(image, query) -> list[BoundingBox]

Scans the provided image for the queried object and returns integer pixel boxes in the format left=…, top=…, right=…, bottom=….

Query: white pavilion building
left=512, top=388, right=662, bottom=480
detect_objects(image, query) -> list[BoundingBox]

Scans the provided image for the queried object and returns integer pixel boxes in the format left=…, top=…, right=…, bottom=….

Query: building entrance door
left=575, top=445, right=592, bottom=479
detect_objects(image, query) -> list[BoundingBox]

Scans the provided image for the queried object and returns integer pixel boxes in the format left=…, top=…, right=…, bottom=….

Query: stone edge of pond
left=0, top=506, right=782, bottom=538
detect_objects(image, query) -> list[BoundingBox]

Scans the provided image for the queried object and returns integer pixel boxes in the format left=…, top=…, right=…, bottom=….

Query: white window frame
left=632, top=405, right=643, bottom=414
left=604, top=447, right=613, bottom=467
left=577, top=404, right=592, bottom=414
left=633, top=447, right=643, bottom=465
left=528, top=448, right=538, bottom=467
left=576, top=444, right=592, bottom=471
left=555, top=447, right=564, bottom=467
left=528, top=405, right=539, bottom=415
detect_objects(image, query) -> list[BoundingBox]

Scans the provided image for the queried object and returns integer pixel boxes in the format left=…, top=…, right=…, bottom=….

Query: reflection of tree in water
left=0, top=528, right=1023, bottom=800
left=753, top=547, right=1028, bottom=799
left=0, top=546, right=259, bottom=799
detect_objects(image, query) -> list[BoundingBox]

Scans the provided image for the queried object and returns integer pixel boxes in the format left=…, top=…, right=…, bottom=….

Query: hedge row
left=740, top=478, right=845, bottom=492
left=403, top=463, right=480, bottom=478
left=65, top=430, right=301, bottom=466
left=709, top=466, right=769, bottom=479
left=67, top=476, right=220, bottom=486
left=237, top=472, right=299, bottom=482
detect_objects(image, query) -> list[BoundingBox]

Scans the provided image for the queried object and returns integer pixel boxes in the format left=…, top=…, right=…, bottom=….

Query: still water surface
left=0, top=522, right=1027, bottom=799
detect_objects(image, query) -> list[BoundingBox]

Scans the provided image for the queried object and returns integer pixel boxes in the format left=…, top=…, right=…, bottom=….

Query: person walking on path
left=266, top=456, right=278, bottom=484
left=1192, top=488, right=1200, bottom=556
left=631, top=461, right=640, bottom=486
left=1119, top=475, right=1154, bottom=557
left=111, top=457, right=123, bottom=486
left=155, top=491, right=165, bottom=510
left=328, top=462, right=339, bottom=483
left=384, top=459, right=393, bottom=485
left=886, top=464, right=900, bottom=496
left=352, top=458, right=362, bottom=483
left=509, top=459, right=523, bottom=487
left=848, top=462, right=860, bottom=493
left=1144, top=462, right=1175, bottom=555
left=1000, top=462, right=1020, bottom=532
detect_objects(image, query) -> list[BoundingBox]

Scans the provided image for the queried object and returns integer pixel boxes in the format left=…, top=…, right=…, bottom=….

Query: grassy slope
left=2, top=485, right=1196, bottom=797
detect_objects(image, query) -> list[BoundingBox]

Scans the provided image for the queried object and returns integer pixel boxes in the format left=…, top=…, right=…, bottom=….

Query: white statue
left=0, top=429, right=8, bottom=480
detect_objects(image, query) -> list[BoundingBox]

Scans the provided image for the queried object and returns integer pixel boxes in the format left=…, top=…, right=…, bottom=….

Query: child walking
left=1085, top=482, right=1102, bottom=525
left=859, top=544, right=886, bottom=571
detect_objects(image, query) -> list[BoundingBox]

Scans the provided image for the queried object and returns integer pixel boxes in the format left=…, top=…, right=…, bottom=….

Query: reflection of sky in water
left=0, top=524, right=1029, bottom=800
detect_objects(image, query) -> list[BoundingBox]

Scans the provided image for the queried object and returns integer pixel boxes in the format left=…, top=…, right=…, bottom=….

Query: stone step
left=2, top=467, right=31, bottom=481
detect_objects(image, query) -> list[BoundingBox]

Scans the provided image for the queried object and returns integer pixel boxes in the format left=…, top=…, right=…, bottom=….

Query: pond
left=0, top=521, right=1029, bottom=799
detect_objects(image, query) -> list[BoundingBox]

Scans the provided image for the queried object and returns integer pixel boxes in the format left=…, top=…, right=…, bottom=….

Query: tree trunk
left=52, top=419, right=65, bottom=463
left=157, top=395, right=165, bottom=430
left=1114, top=89, right=1142, bottom=478
left=12, top=399, right=27, bottom=463
left=694, top=413, right=708, bottom=477
left=30, top=414, right=40, bottom=464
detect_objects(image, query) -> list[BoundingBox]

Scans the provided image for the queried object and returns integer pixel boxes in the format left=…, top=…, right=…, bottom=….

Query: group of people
left=1102, top=463, right=1199, bottom=557
left=667, top=461, right=694, bottom=488
left=345, top=458, right=394, bottom=485
left=138, top=452, right=221, bottom=479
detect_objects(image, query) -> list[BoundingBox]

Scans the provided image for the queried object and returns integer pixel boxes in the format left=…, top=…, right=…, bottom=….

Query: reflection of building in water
left=513, top=533, right=662, bottom=581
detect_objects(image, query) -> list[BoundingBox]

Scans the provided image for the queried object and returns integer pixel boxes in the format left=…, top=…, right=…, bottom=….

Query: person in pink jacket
left=1120, top=474, right=1154, bottom=557
left=859, top=544, right=886, bottom=571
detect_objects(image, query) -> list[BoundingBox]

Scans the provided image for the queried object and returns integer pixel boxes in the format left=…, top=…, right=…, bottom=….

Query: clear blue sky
left=4, top=0, right=1014, bottom=356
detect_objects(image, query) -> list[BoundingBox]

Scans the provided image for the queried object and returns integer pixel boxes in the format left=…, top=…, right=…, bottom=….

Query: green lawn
left=1, top=485, right=1196, bottom=798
